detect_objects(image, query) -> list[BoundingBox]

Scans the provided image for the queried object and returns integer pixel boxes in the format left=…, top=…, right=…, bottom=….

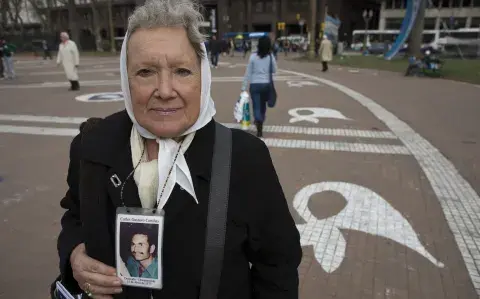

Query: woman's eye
left=176, top=68, right=192, bottom=76
left=137, top=69, right=154, bottom=77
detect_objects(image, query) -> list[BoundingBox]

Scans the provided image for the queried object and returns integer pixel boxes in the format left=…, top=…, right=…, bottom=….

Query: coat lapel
left=106, top=143, right=142, bottom=208
left=163, top=120, right=215, bottom=222
left=82, top=111, right=142, bottom=209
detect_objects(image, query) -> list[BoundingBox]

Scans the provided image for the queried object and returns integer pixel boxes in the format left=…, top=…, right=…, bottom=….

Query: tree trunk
left=107, top=0, right=116, bottom=53
left=0, top=0, right=8, bottom=34
left=68, top=0, right=80, bottom=49
left=318, top=0, right=327, bottom=36
left=307, top=0, right=317, bottom=59
left=91, top=0, right=104, bottom=52
left=408, top=0, right=426, bottom=57
left=46, top=0, right=53, bottom=34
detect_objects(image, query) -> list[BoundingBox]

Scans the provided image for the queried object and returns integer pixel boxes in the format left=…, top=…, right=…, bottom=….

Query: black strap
left=199, top=122, right=232, bottom=299
left=269, top=54, right=273, bottom=83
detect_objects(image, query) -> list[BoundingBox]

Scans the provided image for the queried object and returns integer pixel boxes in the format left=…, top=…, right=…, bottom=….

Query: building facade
left=210, top=0, right=380, bottom=41
left=45, top=0, right=381, bottom=50
left=379, top=0, right=480, bottom=30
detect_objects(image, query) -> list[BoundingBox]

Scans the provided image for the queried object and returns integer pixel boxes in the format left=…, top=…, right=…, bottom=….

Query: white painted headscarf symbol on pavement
left=289, top=107, right=351, bottom=124
left=120, top=32, right=216, bottom=210
left=294, top=182, right=445, bottom=273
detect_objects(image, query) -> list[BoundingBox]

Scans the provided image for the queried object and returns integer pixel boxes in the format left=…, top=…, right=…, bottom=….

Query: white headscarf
left=120, top=32, right=216, bottom=210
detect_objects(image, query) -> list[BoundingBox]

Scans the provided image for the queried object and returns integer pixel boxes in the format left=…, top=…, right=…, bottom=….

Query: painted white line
left=0, top=114, right=397, bottom=139
left=0, top=114, right=86, bottom=124
left=28, top=68, right=120, bottom=75
left=262, top=138, right=410, bottom=155
left=0, top=76, right=306, bottom=89
left=280, top=68, right=480, bottom=293
left=224, top=123, right=397, bottom=139
left=0, top=125, right=79, bottom=136
left=14, top=60, right=119, bottom=70
left=0, top=124, right=409, bottom=155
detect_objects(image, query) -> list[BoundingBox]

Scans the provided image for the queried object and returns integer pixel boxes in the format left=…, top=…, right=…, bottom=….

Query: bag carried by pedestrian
left=233, top=91, right=250, bottom=124
left=267, top=54, right=277, bottom=108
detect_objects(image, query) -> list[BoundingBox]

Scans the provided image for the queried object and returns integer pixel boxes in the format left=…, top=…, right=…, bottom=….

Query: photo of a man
left=119, top=222, right=159, bottom=279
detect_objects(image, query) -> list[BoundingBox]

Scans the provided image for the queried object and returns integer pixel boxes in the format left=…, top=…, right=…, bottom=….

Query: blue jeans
left=211, top=53, right=219, bottom=67
left=2, top=57, right=15, bottom=78
left=249, top=83, right=270, bottom=123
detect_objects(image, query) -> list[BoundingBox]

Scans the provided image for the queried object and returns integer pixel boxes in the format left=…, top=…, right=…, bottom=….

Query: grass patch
left=295, top=55, right=480, bottom=85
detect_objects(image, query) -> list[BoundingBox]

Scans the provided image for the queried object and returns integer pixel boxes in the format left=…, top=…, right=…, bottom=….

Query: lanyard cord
left=120, top=137, right=185, bottom=210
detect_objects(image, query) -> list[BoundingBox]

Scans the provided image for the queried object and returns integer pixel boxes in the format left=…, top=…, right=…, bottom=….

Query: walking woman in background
left=57, top=32, right=80, bottom=91
left=241, top=36, right=277, bottom=137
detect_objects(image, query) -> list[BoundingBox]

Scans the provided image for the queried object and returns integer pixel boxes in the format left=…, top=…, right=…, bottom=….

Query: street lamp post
left=362, top=9, right=373, bottom=53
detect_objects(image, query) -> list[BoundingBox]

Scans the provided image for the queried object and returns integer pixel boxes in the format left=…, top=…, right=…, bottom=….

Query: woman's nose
left=155, top=71, right=175, bottom=99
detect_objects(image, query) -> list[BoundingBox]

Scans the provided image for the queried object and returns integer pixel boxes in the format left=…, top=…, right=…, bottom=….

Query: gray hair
left=127, top=0, right=206, bottom=59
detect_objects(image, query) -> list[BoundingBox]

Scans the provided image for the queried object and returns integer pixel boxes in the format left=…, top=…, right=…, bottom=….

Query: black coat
left=210, top=39, right=222, bottom=55
left=57, top=110, right=302, bottom=299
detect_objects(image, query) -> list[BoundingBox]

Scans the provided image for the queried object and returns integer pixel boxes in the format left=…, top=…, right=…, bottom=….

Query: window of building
left=265, top=0, right=274, bottom=12
left=253, top=1, right=264, bottom=13
left=385, top=18, right=403, bottom=29
left=424, top=18, right=437, bottom=30
left=473, top=0, right=480, bottom=7
left=392, top=0, right=405, bottom=9
left=440, top=17, right=467, bottom=29
left=471, top=17, right=480, bottom=27
left=288, top=0, right=308, bottom=11
left=429, top=0, right=442, bottom=8
left=450, top=0, right=462, bottom=7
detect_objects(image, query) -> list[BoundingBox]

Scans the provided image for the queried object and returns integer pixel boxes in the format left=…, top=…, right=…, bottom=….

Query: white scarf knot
left=130, top=127, right=198, bottom=210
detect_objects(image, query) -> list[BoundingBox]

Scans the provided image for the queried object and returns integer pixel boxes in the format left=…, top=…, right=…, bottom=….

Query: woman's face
left=127, top=27, right=201, bottom=138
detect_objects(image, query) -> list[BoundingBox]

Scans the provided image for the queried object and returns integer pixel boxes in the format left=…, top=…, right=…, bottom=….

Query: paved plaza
left=0, top=54, right=480, bottom=299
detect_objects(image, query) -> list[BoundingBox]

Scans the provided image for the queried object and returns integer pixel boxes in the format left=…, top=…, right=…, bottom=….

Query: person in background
left=242, top=39, right=250, bottom=58
left=319, top=34, right=333, bottom=72
left=228, top=38, right=234, bottom=57
left=43, top=39, right=52, bottom=60
left=1, top=39, right=16, bottom=79
left=272, top=40, right=279, bottom=59
left=56, top=32, right=80, bottom=91
left=314, top=38, right=320, bottom=58
left=283, top=39, right=289, bottom=57
left=241, top=36, right=277, bottom=137
left=0, top=39, right=4, bottom=80
left=209, top=35, right=221, bottom=68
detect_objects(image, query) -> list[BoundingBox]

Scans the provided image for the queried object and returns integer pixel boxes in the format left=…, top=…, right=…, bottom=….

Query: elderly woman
left=55, top=0, right=302, bottom=299
left=57, top=32, right=80, bottom=91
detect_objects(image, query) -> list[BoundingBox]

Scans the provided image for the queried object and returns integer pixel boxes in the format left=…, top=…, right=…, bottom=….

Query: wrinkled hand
left=70, top=243, right=123, bottom=299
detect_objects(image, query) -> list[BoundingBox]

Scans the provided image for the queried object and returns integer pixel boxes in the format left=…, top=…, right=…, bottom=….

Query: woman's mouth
left=151, top=108, right=180, bottom=116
